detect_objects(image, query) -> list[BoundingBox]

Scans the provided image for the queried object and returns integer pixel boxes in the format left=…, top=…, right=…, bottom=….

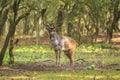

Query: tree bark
left=107, top=0, right=120, bottom=43
left=9, top=38, right=14, bottom=64
left=0, top=0, right=13, bottom=37
left=67, top=22, right=73, bottom=37
left=23, top=16, right=30, bottom=35
left=0, top=10, right=9, bottom=37
left=56, top=6, right=65, bottom=34
left=34, top=12, right=41, bottom=45
left=0, top=23, right=16, bottom=65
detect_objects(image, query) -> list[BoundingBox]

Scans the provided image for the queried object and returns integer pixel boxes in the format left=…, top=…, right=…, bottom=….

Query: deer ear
left=46, top=26, right=50, bottom=31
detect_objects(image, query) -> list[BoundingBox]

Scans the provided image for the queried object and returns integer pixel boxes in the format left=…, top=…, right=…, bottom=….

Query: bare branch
left=16, top=9, right=31, bottom=25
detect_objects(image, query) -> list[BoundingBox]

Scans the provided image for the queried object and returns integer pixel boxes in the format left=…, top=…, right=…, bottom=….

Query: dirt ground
left=0, top=60, right=120, bottom=78
left=0, top=60, right=120, bottom=72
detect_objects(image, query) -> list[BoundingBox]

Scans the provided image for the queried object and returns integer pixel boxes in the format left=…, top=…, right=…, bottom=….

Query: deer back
left=50, top=33, right=77, bottom=51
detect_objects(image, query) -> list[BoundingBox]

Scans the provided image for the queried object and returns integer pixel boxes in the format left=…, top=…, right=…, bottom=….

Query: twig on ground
left=75, top=58, right=86, bottom=62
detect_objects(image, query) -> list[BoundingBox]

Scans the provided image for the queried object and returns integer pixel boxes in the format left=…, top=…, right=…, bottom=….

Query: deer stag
left=45, top=24, right=77, bottom=66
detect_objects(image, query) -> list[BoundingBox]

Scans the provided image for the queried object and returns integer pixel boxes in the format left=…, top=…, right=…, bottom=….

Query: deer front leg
left=58, top=50, right=61, bottom=66
left=55, top=50, right=58, bottom=66
left=55, top=49, right=61, bottom=66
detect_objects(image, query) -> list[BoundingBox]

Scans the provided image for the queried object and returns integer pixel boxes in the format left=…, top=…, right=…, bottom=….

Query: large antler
left=44, top=23, right=56, bottom=31
left=43, top=22, right=51, bottom=31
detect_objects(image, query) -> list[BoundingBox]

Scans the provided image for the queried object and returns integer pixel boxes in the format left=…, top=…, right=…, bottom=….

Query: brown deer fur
left=45, top=24, right=77, bottom=66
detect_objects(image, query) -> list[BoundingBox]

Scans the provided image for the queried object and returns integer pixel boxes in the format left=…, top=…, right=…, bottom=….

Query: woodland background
left=0, top=0, right=120, bottom=79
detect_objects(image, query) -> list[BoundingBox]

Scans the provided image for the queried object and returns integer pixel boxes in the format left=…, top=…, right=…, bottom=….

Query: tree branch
left=16, top=9, right=31, bottom=25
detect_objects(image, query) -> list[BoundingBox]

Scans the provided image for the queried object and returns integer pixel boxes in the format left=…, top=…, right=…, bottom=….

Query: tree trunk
left=0, top=23, right=16, bottom=65
left=67, top=22, right=73, bottom=37
left=0, top=34, right=11, bottom=65
left=9, top=38, right=14, bottom=64
left=106, top=0, right=120, bottom=43
left=0, top=0, right=14, bottom=37
left=34, top=14, right=40, bottom=45
left=92, top=27, right=99, bottom=43
left=0, top=8, right=9, bottom=37
left=23, top=16, right=30, bottom=35
left=77, top=17, right=81, bottom=44
left=56, top=6, right=65, bottom=34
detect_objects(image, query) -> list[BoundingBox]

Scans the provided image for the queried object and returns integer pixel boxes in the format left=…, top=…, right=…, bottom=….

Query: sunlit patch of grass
left=26, top=70, right=120, bottom=80
left=3, top=45, right=54, bottom=63
left=1, top=68, right=120, bottom=80
left=15, top=45, right=52, bottom=53
left=6, top=76, right=29, bottom=80
left=77, top=43, right=116, bottom=55
left=3, top=43, right=120, bottom=65
left=1, top=70, right=120, bottom=80
left=76, top=43, right=120, bottom=62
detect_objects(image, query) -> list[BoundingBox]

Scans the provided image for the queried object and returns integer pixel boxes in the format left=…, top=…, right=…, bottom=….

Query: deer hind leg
left=55, top=49, right=61, bottom=66
left=64, top=49, right=74, bottom=66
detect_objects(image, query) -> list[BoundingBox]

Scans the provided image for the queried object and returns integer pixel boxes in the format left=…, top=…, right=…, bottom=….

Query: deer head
left=44, top=23, right=56, bottom=35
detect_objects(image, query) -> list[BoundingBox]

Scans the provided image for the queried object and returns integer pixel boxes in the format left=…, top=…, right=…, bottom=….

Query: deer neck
left=50, top=33, right=61, bottom=41
left=50, top=33, right=63, bottom=49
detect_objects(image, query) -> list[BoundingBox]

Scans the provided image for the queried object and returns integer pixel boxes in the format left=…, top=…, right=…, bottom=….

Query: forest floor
left=0, top=33, right=120, bottom=80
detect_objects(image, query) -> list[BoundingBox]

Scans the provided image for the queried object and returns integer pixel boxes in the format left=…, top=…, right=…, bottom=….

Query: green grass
left=1, top=70, right=120, bottom=80
left=1, top=44, right=120, bottom=80
left=23, top=70, right=120, bottom=80
left=3, top=44, right=120, bottom=64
